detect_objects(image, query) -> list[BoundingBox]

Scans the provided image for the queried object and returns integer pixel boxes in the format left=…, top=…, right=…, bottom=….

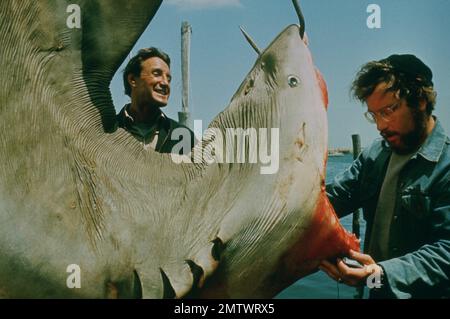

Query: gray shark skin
left=0, top=0, right=358, bottom=298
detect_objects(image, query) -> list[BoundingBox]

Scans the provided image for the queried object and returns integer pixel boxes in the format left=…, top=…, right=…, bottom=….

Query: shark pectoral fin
left=76, top=0, right=163, bottom=132
left=81, top=0, right=163, bottom=77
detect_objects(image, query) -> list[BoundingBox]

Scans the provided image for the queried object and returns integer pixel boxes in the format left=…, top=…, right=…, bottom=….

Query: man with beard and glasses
left=320, top=54, right=450, bottom=298
left=117, top=47, right=195, bottom=154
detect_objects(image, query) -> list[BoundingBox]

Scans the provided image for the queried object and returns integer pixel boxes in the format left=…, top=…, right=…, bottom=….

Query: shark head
left=193, top=3, right=358, bottom=299
left=232, top=22, right=329, bottom=170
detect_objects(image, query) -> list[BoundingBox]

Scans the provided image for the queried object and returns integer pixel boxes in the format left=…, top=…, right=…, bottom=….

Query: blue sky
left=110, top=0, right=450, bottom=149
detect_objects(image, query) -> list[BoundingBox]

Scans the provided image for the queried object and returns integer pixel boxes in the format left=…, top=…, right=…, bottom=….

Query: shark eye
left=288, top=75, right=300, bottom=88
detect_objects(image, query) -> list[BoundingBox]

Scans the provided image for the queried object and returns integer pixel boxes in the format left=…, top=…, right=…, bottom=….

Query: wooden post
left=178, top=21, right=192, bottom=129
left=351, top=134, right=364, bottom=299
left=351, top=134, right=361, bottom=239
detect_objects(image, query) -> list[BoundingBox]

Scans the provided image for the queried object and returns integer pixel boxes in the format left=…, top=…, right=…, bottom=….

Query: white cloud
left=165, top=0, right=243, bottom=10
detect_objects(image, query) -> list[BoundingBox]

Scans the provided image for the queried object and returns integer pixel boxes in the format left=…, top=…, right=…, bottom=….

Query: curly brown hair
left=351, top=56, right=436, bottom=115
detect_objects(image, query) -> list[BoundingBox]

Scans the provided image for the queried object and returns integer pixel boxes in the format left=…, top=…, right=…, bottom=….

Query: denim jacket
left=327, top=119, right=450, bottom=298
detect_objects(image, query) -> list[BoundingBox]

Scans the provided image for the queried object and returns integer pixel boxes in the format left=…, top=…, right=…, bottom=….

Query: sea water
left=275, top=153, right=369, bottom=299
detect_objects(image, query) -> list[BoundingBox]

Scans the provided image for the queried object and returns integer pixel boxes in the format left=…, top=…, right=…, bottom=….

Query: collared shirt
left=327, top=118, right=450, bottom=298
left=121, top=105, right=163, bottom=150
left=116, top=104, right=196, bottom=154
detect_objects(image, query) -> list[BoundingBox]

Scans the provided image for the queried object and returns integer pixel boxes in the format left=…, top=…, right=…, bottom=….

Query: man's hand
left=319, top=249, right=382, bottom=287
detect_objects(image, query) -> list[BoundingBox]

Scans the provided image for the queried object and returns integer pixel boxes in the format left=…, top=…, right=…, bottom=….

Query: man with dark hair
left=117, top=47, right=195, bottom=154
left=320, top=54, right=450, bottom=298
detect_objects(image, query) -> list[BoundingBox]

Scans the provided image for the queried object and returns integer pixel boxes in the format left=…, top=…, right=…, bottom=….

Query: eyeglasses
left=364, top=102, right=401, bottom=124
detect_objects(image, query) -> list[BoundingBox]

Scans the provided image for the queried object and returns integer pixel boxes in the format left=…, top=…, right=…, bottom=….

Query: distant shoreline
left=328, top=148, right=352, bottom=156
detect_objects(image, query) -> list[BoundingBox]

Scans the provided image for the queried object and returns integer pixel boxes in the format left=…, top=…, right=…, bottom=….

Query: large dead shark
left=0, top=0, right=358, bottom=298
